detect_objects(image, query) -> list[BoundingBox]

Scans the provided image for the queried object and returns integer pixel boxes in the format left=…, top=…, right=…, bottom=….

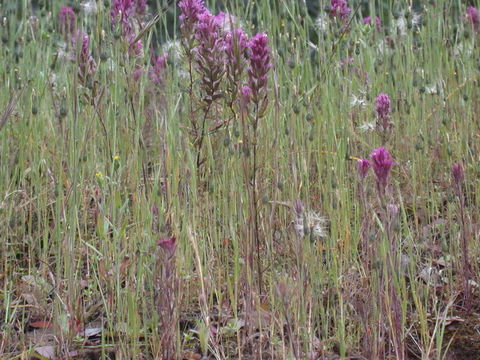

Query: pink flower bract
left=370, top=147, right=394, bottom=193
left=247, top=33, right=271, bottom=106
left=375, top=93, right=391, bottom=120
left=357, top=158, right=371, bottom=179
left=467, top=6, right=479, bottom=31
left=330, top=0, right=351, bottom=20
left=363, top=16, right=381, bottom=30
left=58, top=5, right=76, bottom=35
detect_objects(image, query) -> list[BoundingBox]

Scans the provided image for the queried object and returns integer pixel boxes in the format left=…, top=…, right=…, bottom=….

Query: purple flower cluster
left=72, top=30, right=97, bottom=82
left=330, top=0, right=351, bottom=20
left=363, top=16, right=381, bottom=30
left=177, top=0, right=271, bottom=114
left=58, top=5, right=75, bottom=37
left=246, top=33, right=271, bottom=110
left=193, top=12, right=226, bottom=103
left=466, top=6, right=479, bottom=31
left=110, top=0, right=146, bottom=27
left=110, top=0, right=146, bottom=57
left=225, top=29, right=249, bottom=67
left=375, top=93, right=391, bottom=120
left=179, top=0, right=207, bottom=39
left=224, top=29, right=249, bottom=101
left=370, top=147, right=394, bottom=194
left=178, top=0, right=271, bottom=109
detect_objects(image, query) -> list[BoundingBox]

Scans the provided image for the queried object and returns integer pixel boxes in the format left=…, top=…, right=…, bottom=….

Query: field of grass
left=1, top=0, right=479, bottom=359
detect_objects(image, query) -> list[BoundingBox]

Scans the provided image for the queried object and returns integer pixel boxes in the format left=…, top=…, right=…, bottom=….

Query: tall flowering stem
left=241, top=32, right=271, bottom=294
left=178, top=0, right=209, bottom=168
left=367, top=147, right=404, bottom=359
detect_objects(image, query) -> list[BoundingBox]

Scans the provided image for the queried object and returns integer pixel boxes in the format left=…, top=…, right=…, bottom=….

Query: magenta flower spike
left=110, top=0, right=145, bottom=37
left=375, top=93, right=391, bottom=120
left=452, top=163, right=465, bottom=186
left=58, top=5, right=76, bottom=36
left=247, top=33, right=271, bottom=111
left=357, top=158, right=371, bottom=179
left=363, top=16, right=381, bottom=30
left=72, top=31, right=96, bottom=80
left=193, top=12, right=226, bottom=103
left=467, top=6, right=479, bottom=31
left=225, top=28, right=249, bottom=63
left=110, top=0, right=135, bottom=26
left=149, top=52, right=168, bottom=86
left=370, top=147, right=394, bottom=194
left=225, top=28, right=249, bottom=86
left=330, top=0, right=351, bottom=20
left=178, top=0, right=208, bottom=37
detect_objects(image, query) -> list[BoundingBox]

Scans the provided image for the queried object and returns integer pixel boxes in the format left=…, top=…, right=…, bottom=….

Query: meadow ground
left=1, top=0, right=479, bottom=359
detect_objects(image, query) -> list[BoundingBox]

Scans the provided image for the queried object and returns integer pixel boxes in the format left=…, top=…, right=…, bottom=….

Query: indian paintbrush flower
left=110, top=0, right=145, bottom=26
left=225, top=29, right=249, bottom=101
left=58, top=5, right=76, bottom=37
left=451, top=162, right=464, bottom=188
left=357, top=158, right=371, bottom=179
left=110, top=0, right=146, bottom=51
left=330, top=0, right=351, bottom=20
left=247, top=32, right=271, bottom=116
left=72, top=30, right=96, bottom=82
left=178, top=0, right=208, bottom=41
left=466, top=6, right=479, bottom=31
left=375, top=93, right=391, bottom=120
left=193, top=12, right=226, bottom=103
left=225, top=29, right=249, bottom=70
left=363, top=16, right=381, bottom=30
left=370, top=147, right=394, bottom=195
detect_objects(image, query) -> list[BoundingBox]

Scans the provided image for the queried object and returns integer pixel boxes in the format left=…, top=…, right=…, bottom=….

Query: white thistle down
left=293, top=200, right=327, bottom=240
